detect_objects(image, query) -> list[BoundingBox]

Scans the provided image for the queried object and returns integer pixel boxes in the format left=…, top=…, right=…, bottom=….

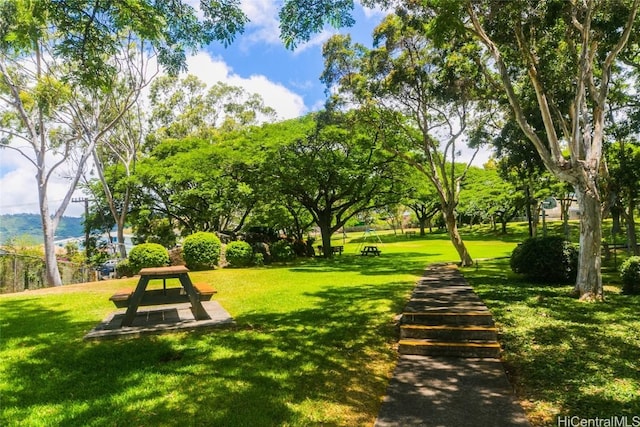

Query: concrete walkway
left=375, top=264, right=530, bottom=427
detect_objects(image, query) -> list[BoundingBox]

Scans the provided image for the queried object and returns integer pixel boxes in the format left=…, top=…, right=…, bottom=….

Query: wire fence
left=0, top=252, right=96, bottom=294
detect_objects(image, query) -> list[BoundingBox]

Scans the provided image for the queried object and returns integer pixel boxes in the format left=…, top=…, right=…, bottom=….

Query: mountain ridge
left=0, top=213, right=84, bottom=244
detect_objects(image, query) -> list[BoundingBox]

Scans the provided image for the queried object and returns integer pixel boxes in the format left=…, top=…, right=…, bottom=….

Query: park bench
left=316, top=245, right=344, bottom=256
left=109, top=282, right=217, bottom=308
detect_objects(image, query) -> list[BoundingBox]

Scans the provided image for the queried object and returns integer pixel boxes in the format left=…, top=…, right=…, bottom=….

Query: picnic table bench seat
left=109, top=282, right=217, bottom=308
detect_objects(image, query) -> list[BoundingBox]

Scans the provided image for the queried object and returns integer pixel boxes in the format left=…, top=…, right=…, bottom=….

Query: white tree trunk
left=574, top=184, right=603, bottom=300
left=38, top=186, right=63, bottom=286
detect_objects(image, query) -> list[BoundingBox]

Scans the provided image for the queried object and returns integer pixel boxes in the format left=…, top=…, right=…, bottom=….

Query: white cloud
left=184, top=52, right=306, bottom=120
left=360, top=3, right=388, bottom=19
left=240, top=0, right=281, bottom=46
left=0, top=151, right=86, bottom=217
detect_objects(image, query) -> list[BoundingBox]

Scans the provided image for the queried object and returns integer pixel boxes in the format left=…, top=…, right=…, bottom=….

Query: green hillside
left=0, top=214, right=84, bottom=244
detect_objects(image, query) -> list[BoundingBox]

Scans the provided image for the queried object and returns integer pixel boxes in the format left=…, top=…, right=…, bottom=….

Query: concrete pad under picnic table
left=84, top=301, right=234, bottom=340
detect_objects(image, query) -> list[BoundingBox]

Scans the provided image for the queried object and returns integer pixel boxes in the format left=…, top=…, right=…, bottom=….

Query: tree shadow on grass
left=461, top=261, right=640, bottom=421
left=1, top=277, right=414, bottom=426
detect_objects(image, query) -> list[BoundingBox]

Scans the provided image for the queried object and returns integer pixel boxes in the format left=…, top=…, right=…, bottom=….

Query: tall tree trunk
left=442, top=207, right=473, bottom=266
left=525, top=185, right=534, bottom=237
left=39, top=197, right=63, bottom=286
left=626, top=195, right=638, bottom=256
left=116, top=219, right=127, bottom=259
left=574, top=185, right=603, bottom=300
left=318, top=215, right=333, bottom=258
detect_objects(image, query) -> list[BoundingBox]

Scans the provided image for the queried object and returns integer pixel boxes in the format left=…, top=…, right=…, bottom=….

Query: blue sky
left=208, top=4, right=383, bottom=112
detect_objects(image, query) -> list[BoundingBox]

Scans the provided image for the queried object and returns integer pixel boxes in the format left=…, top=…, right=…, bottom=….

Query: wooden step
left=402, top=311, right=495, bottom=326
left=398, top=339, right=501, bottom=358
left=400, top=324, right=498, bottom=341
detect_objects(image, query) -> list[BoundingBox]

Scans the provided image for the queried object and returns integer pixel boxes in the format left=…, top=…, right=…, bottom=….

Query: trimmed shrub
left=225, top=241, right=254, bottom=267
left=115, top=259, right=135, bottom=278
left=182, top=232, right=221, bottom=270
left=253, top=252, right=265, bottom=266
left=510, top=236, right=578, bottom=283
left=271, top=239, right=295, bottom=262
left=128, top=243, right=169, bottom=273
left=252, top=242, right=272, bottom=264
left=620, top=256, right=640, bottom=294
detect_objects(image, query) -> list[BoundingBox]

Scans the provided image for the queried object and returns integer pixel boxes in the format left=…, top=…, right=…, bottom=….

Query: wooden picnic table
left=360, top=245, right=381, bottom=256
left=116, top=266, right=212, bottom=327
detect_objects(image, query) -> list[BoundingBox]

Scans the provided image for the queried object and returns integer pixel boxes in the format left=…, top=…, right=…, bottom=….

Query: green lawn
left=0, top=229, right=516, bottom=427
left=463, top=258, right=640, bottom=426
left=2, top=224, right=637, bottom=426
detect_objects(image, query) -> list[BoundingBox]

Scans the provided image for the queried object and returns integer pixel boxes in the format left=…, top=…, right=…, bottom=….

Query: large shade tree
left=265, top=111, right=406, bottom=256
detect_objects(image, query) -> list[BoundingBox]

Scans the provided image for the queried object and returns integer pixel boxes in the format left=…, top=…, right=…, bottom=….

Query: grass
left=0, top=228, right=516, bottom=427
left=463, top=258, right=640, bottom=426
left=2, top=223, right=637, bottom=426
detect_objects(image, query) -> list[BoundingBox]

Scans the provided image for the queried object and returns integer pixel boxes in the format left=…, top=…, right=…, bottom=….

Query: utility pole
left=72, top=197, right=91, bottom=260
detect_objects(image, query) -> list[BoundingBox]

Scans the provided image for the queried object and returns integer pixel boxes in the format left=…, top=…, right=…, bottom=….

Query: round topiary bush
left=510, top=236, right=578, bottom=283
left=620, top=256, right=640, bottom=294
left=182, top=232, right=221, bottom=270
left=225, top=241, right=254, bottom=267
left=116, top=259, right=135, bottom=278
left=270, top=239, right=295, bottom=262
left=128, top=243, right=169, bottom=273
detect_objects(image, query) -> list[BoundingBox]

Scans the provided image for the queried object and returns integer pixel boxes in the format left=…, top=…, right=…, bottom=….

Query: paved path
left=375, top=264, right=531, bottom=427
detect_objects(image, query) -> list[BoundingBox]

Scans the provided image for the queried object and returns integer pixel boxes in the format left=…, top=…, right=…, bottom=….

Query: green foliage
left=224, top=241, right=254, bottom=268
left=270, top=239, right=295, bottom=262
left=116, top=259, right=135, bottom=278
left=0, top=0, right=248, bottom=87
left=510, top=236, right=578, bottom=283
left=128, top=243, right=169, bottom=273
left=253, top=252, right=265, bottom=266
left=182, top=232, right=221, bottom=270
left=620, top=256, right=640, bottom=294
left=131, top=215, right=177, bottom=248
left=465, top=258, right=640, bottom=423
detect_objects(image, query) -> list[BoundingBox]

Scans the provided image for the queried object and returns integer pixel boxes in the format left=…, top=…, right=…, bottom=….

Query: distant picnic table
left=360, top=245, right=381, bottom=256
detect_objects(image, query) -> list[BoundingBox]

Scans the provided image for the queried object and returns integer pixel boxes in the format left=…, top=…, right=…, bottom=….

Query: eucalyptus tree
left=84, top=99, right=146, bottom=259
left=147, top=75, right=276, bottom=146
left=426, top=0, right=640, bottom=300
left=321, top=15, right=496, bottom=266
left=0, top=0, right=248, bottom=285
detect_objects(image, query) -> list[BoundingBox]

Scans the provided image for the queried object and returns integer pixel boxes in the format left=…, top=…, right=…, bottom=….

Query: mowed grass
left=463, top=258, right=640, bottom=426
left=5, top=222, right=636, bottom=426
left=0, top=229, right=517, bottom=427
